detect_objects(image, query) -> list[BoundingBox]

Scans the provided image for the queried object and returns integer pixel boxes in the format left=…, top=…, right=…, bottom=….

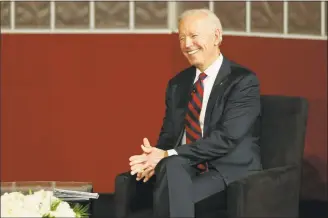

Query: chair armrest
left=114, top=172, right=153, bottom=218
left=114, top=172, right=134, bottom=218
left=227, top=165, right=301, bottom=218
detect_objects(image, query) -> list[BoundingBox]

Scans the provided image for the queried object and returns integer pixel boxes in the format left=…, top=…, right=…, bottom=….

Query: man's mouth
left=187, top=49, right=200, bottom=55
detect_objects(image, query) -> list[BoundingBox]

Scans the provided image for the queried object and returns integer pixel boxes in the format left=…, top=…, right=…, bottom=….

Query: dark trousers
left=139, top=155, right=226, bottom=218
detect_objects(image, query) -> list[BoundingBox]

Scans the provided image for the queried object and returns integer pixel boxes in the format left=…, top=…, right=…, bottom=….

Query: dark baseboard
left=92, top=193, right=328, bottom=218
left=299, top=200, right=328, bottom=218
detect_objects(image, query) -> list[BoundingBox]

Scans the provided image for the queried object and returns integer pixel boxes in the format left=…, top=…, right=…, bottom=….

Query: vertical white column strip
left=246, top=1, right=251, bottom=33
left=168, top=1, right=176, bottom=32
left=283, top=1, right=288, bottom=34
left=209, top=1, right=214, bottom=12
left=50, top=1, right=55, bottom=30
left=10, top=0, right=15, bottom=30
left=89, top=1, right=95, bottom=29
left=321, top=1, right=326, bottom=36
left=129, top=1, right=135, bottom=30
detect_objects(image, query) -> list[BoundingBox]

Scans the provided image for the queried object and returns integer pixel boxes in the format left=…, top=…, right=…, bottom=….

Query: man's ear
left=214, top=29, right=222, bottom=46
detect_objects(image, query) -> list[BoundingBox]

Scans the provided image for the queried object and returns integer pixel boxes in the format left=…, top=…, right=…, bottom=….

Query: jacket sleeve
left=175, top=73, right=260, bottom=164
left=155, top=80, right=176, bottom=150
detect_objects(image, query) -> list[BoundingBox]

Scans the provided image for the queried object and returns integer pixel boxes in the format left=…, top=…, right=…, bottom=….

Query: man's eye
left=192, top=35, right=198, bottom=38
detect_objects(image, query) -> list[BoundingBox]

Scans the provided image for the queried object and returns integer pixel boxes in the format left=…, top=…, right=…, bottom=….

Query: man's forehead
left=179, top=17, right=208, bottom=33
left=182, top=11, right=208, bottom=20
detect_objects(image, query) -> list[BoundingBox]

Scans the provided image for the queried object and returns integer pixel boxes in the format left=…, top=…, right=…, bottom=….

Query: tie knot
left=199, top=72, right=207, bottom=81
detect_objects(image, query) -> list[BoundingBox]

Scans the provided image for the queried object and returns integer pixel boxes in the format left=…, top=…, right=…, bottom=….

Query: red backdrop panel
left=1, top=34, right=327, bottom=200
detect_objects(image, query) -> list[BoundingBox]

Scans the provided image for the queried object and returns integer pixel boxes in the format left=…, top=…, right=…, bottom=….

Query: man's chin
left=188, top=59, right=201, bottom=67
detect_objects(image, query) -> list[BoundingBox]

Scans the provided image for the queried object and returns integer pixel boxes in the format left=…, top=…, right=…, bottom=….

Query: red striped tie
left=185, top=72, right=208, bottom=172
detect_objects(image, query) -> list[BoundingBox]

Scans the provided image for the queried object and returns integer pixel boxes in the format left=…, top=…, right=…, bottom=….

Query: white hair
left=178, top=9, right=223, bottom=44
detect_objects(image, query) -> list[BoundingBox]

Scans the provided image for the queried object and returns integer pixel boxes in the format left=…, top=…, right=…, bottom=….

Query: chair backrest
left=259, top=95, right=308, bottom=169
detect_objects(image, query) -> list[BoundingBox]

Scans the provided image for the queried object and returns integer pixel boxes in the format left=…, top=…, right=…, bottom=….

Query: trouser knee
left=155, top=155, right=190, bottom=176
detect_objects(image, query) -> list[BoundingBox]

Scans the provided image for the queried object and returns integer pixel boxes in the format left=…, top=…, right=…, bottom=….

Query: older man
left=128, top=9, right=262, bottom=218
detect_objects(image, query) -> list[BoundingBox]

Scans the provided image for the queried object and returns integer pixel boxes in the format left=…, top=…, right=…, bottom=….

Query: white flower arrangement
left=1, top=189, right=89, bottom=217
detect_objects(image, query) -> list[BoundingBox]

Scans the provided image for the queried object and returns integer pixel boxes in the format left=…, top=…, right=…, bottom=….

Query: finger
left=129, top=158, right=147, bottom=166
left=129, top=154, right=145, bottom=161
left=143, top=170, right=155, bottom=183
left=136, top=171, right=143, bottom=181
left=148, top=170, right=155, bottom=177
left=131, top=168, right=144, bottom=176
left=131, top=162, right=149, bottom=173
left=143, top=138, right=152, bottom=147
left=137, top=166, right=151, bottom=181
left=130, top=164, right=143, bottom=175
left=138, top=169, right=151, bottom=181
left=141, top=144, right=152, bottom=153
left=131, top=163, right=143, bottom=172
left=136, top=173, right=142, bottom=181
left=141, top=167, right=153, bottom=178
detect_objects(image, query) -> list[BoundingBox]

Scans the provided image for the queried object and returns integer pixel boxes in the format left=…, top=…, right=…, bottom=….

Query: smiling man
left=127, top=9, right=262, bottom=218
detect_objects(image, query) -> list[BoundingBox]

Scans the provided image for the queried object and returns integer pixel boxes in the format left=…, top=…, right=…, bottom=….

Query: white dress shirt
left=167, top=54, right=224, bottom=156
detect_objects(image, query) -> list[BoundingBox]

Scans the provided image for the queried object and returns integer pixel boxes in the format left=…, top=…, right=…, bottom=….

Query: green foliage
left=50, top=199, right=61, bottom=211
left=42, top=213, right=55, bottom=218
left=73, top=203, right=89, bottom=218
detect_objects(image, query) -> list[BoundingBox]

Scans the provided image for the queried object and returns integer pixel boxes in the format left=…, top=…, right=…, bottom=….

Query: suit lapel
left=176, top=67, right=196, bottom=109
left=203, top=57, right=231, bottom=134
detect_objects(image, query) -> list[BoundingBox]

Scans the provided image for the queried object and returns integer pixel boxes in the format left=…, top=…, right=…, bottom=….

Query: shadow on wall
left=301, top=156, right=327, bottom=201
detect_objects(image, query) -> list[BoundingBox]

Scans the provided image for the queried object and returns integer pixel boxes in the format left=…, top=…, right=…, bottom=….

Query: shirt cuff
left=167, top=149, right=178, bottom=156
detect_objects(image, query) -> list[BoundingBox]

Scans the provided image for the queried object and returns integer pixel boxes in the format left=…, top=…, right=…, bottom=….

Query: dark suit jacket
left=156, top=56, right=262, bottom=185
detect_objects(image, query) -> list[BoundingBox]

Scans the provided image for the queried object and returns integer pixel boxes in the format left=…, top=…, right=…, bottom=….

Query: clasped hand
left=129, top=138, right=166, bottom=182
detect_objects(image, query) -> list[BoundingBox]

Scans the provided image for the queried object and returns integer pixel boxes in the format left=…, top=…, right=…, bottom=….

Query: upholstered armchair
left=114, top=95, right=308, bottom=218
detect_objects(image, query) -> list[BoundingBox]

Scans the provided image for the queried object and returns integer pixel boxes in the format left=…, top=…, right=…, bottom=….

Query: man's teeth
left=188, top=49, right=199, bottom=55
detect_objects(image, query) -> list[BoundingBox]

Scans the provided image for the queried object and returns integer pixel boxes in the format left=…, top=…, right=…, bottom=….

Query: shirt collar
left=195, top=54, right=223, bottom=80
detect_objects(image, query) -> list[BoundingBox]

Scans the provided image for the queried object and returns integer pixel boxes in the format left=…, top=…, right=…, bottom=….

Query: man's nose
left=184, top=37, right=192, bottom=48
